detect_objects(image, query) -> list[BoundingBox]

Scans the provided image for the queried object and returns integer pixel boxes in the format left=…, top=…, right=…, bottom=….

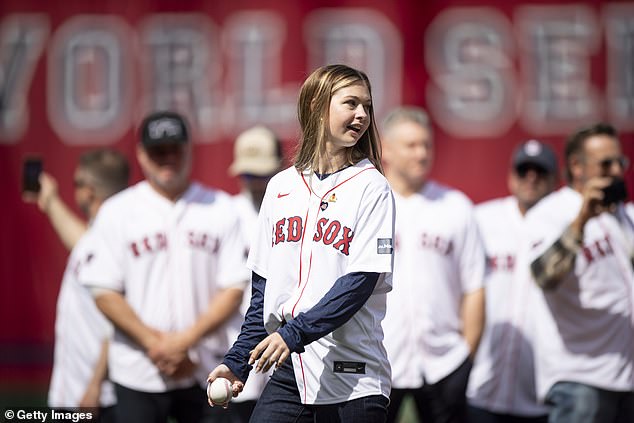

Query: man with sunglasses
left=527, top=123, right=634, bottom=423
left=25, top=149, right=129, bottom=422
left=467, top=140, right=557, bottom=423
left=79, top=111, right=248, bottom=422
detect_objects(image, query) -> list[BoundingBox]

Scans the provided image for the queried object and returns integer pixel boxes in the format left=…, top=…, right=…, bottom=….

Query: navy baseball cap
left=140, top=111, right=189, bottom=147
left=512, top=140, right=557, bottom=174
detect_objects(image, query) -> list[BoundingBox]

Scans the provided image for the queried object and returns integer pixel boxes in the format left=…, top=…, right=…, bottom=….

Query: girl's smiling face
left=326, top=81, right=371, bottom=156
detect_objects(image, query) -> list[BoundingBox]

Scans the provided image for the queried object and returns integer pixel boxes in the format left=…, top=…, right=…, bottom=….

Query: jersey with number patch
left=80, top=181, right=249, bottom=393
left=48, top=230, right=115, bottom=408
left=248, top=159, right=395, bottom=405
left=466, top=196, right=549, bottom=416
left=226, top=192, right=271, bottom=402
left=382, top=180, right=485, bottom=387
left=525, top=187, right=634, bottom=400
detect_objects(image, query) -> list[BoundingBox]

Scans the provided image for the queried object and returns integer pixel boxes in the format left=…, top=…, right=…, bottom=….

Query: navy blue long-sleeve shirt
left=222, top=271, right=380, bottom=382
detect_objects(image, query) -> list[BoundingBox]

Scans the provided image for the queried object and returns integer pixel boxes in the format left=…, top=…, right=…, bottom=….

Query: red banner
left=1, top=0, right=633, bottom=385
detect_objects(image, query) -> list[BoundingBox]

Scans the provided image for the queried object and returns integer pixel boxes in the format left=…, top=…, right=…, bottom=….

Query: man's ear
left=136, top=143, right=148, bottom=168
left=85, top=181, right=98, bottom=207
left=568, top=153, right=584, bottom=181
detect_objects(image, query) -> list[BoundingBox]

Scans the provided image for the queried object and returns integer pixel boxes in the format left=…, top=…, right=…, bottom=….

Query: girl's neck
left=319, top=147, right=348, bottom=174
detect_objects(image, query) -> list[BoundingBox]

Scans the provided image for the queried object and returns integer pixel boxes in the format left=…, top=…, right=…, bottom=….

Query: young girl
left=208, top=64, right=395, bottom=422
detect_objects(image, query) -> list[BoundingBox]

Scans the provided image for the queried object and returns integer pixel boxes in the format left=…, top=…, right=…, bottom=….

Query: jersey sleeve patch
left=377, top=238, right=393, bottom=254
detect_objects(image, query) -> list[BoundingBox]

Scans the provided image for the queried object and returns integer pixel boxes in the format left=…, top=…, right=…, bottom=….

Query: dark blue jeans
left=249, top=359, right=388, bottom=423
left=545, top=381, right=634, bottom=423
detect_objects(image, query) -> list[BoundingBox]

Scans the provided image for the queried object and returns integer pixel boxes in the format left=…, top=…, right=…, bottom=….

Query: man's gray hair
left=382, top=106, right=433, bottom=137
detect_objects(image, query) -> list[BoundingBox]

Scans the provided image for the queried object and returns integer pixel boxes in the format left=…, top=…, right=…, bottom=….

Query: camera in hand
left=601, top=178, right=628, bottom=206
left=22, top=157, right=43, bottom=194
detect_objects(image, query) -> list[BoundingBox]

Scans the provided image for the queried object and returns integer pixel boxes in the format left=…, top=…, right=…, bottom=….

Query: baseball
left=207, top=377, right=232, bottom=405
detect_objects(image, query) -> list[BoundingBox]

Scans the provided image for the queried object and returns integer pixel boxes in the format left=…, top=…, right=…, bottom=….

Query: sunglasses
left=515, top=163, right=549, bottom=178
left=597, top=156, right=630, bottom=172
left=145, top=143, right=185, bottom=158
left=74, top=179, right=89, bottom=188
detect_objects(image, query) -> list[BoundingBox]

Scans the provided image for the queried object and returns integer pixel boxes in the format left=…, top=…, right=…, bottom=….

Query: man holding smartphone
left=526, top=123, right=634, bottom=423
left=23, top=149, right=130, bottom=421
left=23, top=159, right=90, bottom=250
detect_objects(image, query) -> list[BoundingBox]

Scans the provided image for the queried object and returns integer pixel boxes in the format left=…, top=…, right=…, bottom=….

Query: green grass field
left=394, top=395, right=421, bottom=423
left=0, top=384, right=47, bottom=407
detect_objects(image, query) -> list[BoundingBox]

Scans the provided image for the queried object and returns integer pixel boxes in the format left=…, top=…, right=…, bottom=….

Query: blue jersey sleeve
left=277, top=271, right=380, bottom=353
left=222, top=271, right=268, bottom=382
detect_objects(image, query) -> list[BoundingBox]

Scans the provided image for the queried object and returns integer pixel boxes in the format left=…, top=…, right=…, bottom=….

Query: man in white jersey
left=467, top=140, right=557, bottom=423
left=25, top=150, right=129, bottom=422
left=526, top=123, right=634, bottom=423
left=225, top=125, right=283, bottom=421
left=80, top=111, right=248, bottom=422
left=381, top=106, right=486, bottom=423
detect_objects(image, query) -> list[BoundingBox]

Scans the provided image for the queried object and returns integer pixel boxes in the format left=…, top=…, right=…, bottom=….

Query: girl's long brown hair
left=293, top=64, right=383, bottom=174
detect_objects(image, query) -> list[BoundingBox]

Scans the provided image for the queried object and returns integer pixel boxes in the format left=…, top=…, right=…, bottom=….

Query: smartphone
left=22, top=157, right=43, bottom=194
left=601, top=178, right=628, bottom=207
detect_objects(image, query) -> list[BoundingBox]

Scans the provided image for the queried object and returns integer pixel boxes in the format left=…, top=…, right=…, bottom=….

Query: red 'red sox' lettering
left=274, top=216, right=302, bottom=245
left=129, top=232, right=168, bottom=257
left=581, top=235, right=615, bottom=265
left=273, top=216, right=353, bottom=255
left=287, top=216, right=302, bottom=242
left=313, top=218, right=353, bottom=255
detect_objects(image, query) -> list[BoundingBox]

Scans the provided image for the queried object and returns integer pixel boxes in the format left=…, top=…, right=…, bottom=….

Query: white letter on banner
left=604, top=4, right=634, bottom=131
left=304, top=8, right=402, bottom=119
left=223, top=11, right=297, bottom=136
left=516, top=5, right=600, bottom=135
left=48, top=15, right=133, bottom=145
left=0, top=14, right=49, bottom=143
left=425, top=7, right=516, bottom=138
left=140, top=14, right=221, bottom=142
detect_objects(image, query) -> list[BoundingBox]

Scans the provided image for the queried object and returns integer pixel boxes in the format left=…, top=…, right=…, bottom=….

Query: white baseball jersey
left=248, top=159, right=395, bottom=405
left=226, top=191, right=271, bottom=402
left=80, top=181, right=249, bottom=393
left=525, top=187, right=634, bottom=400
left=466, top=196, right=549, bottom=416
left=382, top=180, right=485, bottom=387
left=48, top=230, right=115, bottom=408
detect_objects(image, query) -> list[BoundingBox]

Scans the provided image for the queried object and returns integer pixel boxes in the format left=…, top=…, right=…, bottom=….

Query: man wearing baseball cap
left=224, top=125, right=284, bottom=422
left=467, top=139, right=558, bottom=422
left=509, top=139, right=559, bottom=215
left=229, top=125, right=284, bottom=212
left=80, top=111, right=248, bottom=422
left=137, top=111, right=192, bottom=200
